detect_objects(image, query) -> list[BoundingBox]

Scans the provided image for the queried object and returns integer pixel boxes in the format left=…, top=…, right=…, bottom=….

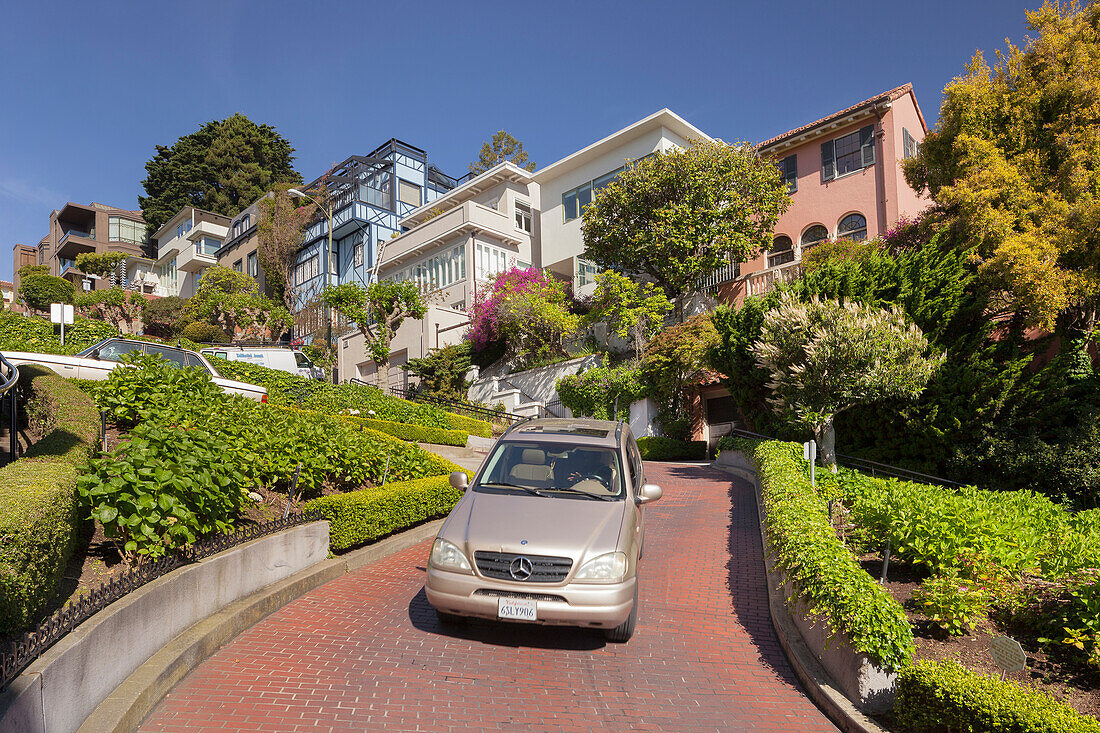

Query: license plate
left=497, top=597, right=537, bottom=621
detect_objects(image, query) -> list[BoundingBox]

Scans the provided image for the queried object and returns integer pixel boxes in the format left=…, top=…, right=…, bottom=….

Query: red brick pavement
left=141, top=464, right=837, bottom=732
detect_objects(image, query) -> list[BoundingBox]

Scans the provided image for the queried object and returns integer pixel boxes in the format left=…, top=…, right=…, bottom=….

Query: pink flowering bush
left=467, top=268, right=579, bottom=367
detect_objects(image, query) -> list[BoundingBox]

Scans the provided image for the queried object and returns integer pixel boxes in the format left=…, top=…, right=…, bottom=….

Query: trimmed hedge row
left=636, top=436, right=706, bottom=461
left=0, top=366, right=100, bottom=635
left=439, top=411, right=492, bottom=439
left=736, top=438, right=914, bottom=671
left=306, top=471, right=467, bottom=552
left=896, top=660, right=1100, bottom=733
left=340, top=414, right=468, bottom=447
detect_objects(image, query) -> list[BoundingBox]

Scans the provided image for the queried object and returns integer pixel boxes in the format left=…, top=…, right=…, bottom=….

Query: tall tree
left=581, top=140, right=789, bottom=319
left=19, top=274, right=74, bottom=313
left=321, top=281, right=428, bottom=393
left=74, top=287, right=147, bottom=334
left=139, top=114, right=302, bottom=237
left=904, top=1, right=1100, bottom=337
left=469, top=131, right=536, bottom=175
left=752, top=293, right=943, bottom=469
left=585, top=270, right=672, bottom=359
left=185, top=266, right=289, bottom=341
left=256, top=185, right=314, bottom=311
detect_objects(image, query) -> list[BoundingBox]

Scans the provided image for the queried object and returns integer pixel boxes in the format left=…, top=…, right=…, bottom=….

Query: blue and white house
left=293, top=139, right=462, bottom=339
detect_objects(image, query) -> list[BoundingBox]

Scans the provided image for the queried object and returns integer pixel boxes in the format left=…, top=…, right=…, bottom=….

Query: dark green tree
left=139, top=114, right=301, bottom=237
left=142, top=295, right=190, bottom=338
left=19, top=274, right=74, bottom=313
left=469, top=131, right=535, bottom=175
left=402, top=343, right=473, bottom=402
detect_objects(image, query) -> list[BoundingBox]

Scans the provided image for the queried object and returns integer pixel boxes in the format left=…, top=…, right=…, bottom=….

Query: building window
left=247, top=251, right=258, bottom=277
left=577, top=258, right=598, bottom=287
left=398, top=180, right=421, bottom=207
left=295, top=255, right=320, bottom=284
left=475, top=243, right=510, bottom=280
left=390, top=245, right=466, bottom=292
left=821, top=124, right=875, bottom=180
left=109, top=216, right=145, bottom=245
left=801, top=225, right=829, bottom=253
left=902, top=128, right=920, bottom=159
left=175, top=218, right=193, bottom=240
left=768, top=236, right=795, bottom=268
left=233, top=259, right=243, bottom=272
left=837, top=214, right=867, bottom=242
left=354, top=240, right=364, bottom=267
left=778, top=155, right=797, bottom=193
left=514, top=201, right=533, bottom=233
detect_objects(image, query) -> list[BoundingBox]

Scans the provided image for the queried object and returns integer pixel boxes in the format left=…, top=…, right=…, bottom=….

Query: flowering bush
left=467, top=267, right=578, bottom=367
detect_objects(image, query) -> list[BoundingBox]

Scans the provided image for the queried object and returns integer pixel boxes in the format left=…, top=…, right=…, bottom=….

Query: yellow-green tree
left=905, top=1, right=1100, bottom=335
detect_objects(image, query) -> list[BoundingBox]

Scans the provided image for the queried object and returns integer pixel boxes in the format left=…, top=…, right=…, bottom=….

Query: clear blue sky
left=0, top=0, right=1033, bottom=283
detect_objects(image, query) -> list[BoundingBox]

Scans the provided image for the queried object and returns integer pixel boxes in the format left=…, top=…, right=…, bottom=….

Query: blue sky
left=0, top=0, right=1032, bottom=283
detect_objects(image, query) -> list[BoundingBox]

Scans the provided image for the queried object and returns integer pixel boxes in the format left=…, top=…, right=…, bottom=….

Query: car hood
left=446, top=490, right=627, bottom=565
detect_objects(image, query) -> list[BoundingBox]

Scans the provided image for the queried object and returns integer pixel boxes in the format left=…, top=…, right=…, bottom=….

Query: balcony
left=56, top=230, right=96, bottom=261
left=745, top=260, right=803, bottom=297
left=178, top=241, right=218, bottom=273
left=381, top=201, right=525, bottom=268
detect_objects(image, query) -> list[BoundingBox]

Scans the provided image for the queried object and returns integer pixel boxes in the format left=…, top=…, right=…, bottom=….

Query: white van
left=201, top=347, right=325, bottom=380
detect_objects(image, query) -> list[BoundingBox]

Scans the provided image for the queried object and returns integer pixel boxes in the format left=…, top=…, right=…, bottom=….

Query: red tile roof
left=757, top=83, right=916, bottom=149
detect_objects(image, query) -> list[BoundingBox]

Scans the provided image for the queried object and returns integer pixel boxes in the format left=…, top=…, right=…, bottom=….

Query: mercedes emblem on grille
left=509, top=556, right=533, bottom=581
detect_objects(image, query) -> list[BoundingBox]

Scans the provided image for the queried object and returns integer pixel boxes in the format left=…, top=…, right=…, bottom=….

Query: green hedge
left=306, top=472, right=467, bottom=552
left=340, top=414, right=468, bottom=447
left=437, top=411, right=492, bottom=439
left=0, top=311, right=118, bottom=355
left=0, top=366, right=100, bottom=635
left=738, top=438, right=914, bottom=671
left=895, top=660, right=1100, bottom=733
left=637, top=436, right=706, bottom=461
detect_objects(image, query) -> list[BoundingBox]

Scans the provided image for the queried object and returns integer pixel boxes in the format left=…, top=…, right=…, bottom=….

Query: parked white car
left=2, top=338, right=268, bottom=401
left=200, top=346, right=325, bottom=380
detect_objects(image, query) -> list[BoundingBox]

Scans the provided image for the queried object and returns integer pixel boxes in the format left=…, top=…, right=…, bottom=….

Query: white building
left=152, top=207, right=231, bottom=298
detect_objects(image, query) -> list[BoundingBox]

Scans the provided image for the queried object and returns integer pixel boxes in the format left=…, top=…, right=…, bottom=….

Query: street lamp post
left=288, top=187, right=335, bottom=382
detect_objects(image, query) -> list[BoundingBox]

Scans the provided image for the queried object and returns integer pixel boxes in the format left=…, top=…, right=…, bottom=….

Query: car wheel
left=604, top=581, right=638, bottom=643
left=436, top=609, right=465, bottom=626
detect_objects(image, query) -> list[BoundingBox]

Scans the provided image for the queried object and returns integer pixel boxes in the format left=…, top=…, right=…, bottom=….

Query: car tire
left=604, top=581, right=638, bottom=643
left=436, top=609, right=465, bottom=626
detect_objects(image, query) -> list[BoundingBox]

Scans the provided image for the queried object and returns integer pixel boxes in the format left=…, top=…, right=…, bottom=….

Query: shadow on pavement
left=406, top=587, right=607, bottom=651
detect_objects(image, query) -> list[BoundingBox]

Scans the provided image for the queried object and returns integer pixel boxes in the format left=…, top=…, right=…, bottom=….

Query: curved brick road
left=141, top=464, right=836, bottom=732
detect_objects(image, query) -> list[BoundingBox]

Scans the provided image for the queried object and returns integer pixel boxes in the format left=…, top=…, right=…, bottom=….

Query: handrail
left=391, top=385, right=523, bottom=424
left=1, top=351, right=20, bottom=464
left=724, top=427, right=972, bottom=490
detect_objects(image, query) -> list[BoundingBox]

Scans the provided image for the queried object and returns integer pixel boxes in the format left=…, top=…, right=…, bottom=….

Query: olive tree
left=752, top=293, right=943, bottom=469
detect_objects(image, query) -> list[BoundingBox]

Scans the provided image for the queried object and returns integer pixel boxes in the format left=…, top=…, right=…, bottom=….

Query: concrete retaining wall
left=0, top=522, right=329, bottom=733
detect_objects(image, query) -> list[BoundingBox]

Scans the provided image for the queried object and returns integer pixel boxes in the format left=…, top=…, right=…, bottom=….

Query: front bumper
left=425, top=565, right=635, bottom=628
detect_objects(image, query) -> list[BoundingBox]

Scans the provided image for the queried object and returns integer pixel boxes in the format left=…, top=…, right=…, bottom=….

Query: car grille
left=473, top=589, right=567, bottom=603
left=473, top=551, right=573, bottom=583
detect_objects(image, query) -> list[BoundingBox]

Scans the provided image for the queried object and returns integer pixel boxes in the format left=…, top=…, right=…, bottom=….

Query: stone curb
left=712, top=459, right=888, bottom=733
left=81, top=519, right=444, bottom=733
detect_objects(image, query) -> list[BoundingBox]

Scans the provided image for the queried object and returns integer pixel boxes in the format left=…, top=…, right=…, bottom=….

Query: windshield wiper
left=544, top=486, right=615, bottom=501
left=477, top=482, right=547, bottom=497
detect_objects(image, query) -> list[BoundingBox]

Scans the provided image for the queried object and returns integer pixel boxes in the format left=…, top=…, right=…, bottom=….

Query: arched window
left=768, top=235, right=795, bottom=268
left=800, top=225, right=829, bottom=252
left=838, top=213, right=867, bottom=242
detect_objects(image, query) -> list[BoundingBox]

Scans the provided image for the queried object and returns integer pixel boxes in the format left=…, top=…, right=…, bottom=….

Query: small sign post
left=803, top=440, right=817, bottom=487
left=50, top=303, right=74, bottom=346
left=990, top=635, right=1026, bottom=679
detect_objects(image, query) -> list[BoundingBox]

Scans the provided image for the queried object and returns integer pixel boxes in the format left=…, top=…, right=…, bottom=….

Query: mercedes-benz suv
left=424, top=418, right=661, bottom=642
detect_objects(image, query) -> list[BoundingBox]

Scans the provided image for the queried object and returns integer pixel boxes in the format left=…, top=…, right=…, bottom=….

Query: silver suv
left=424, top=418, right=662, bottom=642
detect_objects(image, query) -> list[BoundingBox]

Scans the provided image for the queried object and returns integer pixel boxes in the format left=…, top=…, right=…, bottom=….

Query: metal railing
left=724, top=427, right=971, bottom=490
left=390, top=386, right=524, bottom=424
left=0, top=352, right=19, bottom=465
left=0, top=511, right=319, bottom=692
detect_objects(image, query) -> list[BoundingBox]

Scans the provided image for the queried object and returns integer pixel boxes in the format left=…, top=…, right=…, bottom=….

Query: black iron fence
left=724, top=427, right=972, bottom=490
left=0, top=511, right=319, bottom=692
left=390, top=386, right=524, bottom=424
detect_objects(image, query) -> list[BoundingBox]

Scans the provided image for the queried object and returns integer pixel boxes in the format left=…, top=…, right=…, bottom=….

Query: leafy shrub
left=640, top=314, right=719, bottom=439
left=0, top=366, right=99, bottom=635
left=141, top=295, right=190, bottom=338
left=895, top=660, right=1100, bottom=733
left=96, top=352, right=226, bottom=427
left=738, top=438, right=913, bottom=670
left=78, top=422, right=250, bottom=563
left=402, top=343, right=472, bottom=402
left=19, top=273, right=74, bottom=312
left=557, top=364, right=644, bottom=420
left=1020, top=570, right=1100, bottom=670
left=833, top=469, right=1100, bottom=579
left=0, top=311, right=118, bottom=355
left=636, top=436, right=706, bottom=461
left=180, top=321, right=229, bottom=344
left=338, top=412, right=468, bottom=447
left=912, top=573, right=989, bottom=636
left=306, top=473, right=466, bottom=552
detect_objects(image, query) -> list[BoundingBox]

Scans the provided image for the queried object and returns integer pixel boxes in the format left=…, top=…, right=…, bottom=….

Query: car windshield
left=476, top=441, right=624, bottom=501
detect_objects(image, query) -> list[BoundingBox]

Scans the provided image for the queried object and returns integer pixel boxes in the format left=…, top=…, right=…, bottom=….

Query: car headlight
left=430, top=538, right=472, bottom=573
left=574, top=551, right=627, bottom=583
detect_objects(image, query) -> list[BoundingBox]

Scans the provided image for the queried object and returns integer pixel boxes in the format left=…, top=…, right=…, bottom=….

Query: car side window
left=96, top=341, right=143, bottom=362
left=294, top=352, right=311, bottom=368
left=144, top=344, right=190, bottom=369
left=627, top=440, right=644, bottom=489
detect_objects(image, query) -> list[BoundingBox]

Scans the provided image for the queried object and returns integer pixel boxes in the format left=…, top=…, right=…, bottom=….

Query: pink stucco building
left=711, top=83, right=931, bottom=304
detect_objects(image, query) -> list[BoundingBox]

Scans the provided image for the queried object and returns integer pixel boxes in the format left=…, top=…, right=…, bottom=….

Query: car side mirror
left=636, top=483, right=662, bottom=505
left=449, top=472, right=469, bottom=491
left=89, top=349, right=100, bottom=360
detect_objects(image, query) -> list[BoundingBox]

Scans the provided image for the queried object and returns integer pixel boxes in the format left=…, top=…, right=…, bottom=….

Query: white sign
left=990, top=635, right=1026, bottom=673
left=803, top=441, right=817, bottom=462
left=50, top=303, right=74, bottom=325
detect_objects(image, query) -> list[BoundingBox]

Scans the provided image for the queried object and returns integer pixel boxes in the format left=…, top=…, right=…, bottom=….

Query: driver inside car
left=558, top=449, right=616, bottom=492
